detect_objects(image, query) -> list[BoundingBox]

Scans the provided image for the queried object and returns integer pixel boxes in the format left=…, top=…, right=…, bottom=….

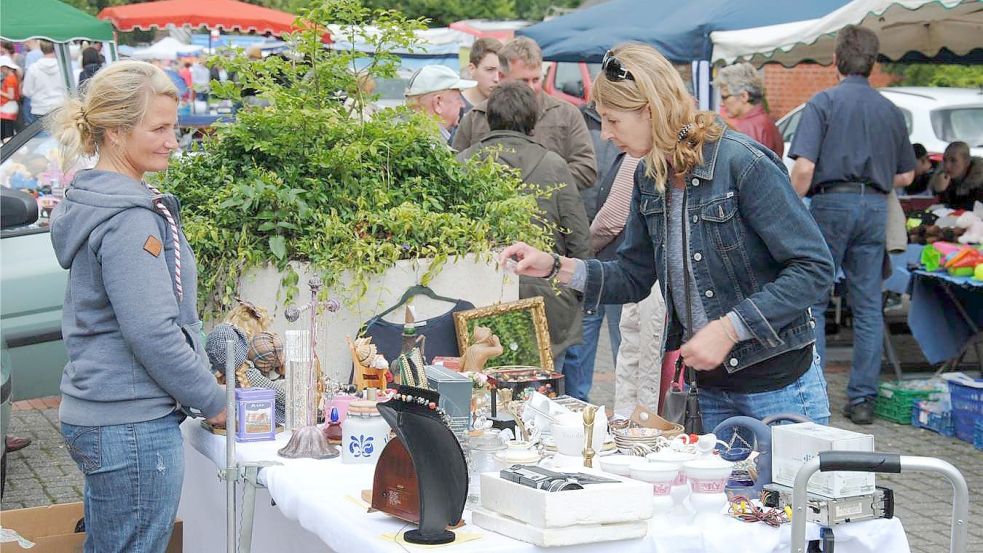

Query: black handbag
left=659, top=184, right=703, bottom=434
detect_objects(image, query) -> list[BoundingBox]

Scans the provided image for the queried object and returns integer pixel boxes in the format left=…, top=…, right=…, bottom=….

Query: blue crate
left=975, top=420, right=983, bottom=451
left=911, top=400, right=955, bottom=437
left=947, top=376, right=983, bottom=443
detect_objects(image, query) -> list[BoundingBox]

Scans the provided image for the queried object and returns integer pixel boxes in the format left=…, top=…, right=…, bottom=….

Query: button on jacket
left=581, top=127, right=835, bottom=373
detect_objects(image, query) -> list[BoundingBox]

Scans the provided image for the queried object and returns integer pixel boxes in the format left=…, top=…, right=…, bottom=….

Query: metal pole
left=225, top=339, right=237, bottom=553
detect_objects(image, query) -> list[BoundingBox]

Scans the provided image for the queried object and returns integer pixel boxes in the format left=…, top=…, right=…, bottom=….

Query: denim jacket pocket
left=701, top=193, right=743, bottom=251
left=63, top=424, right=101, bottom=474
left=639, top=194, right=665, bottom=243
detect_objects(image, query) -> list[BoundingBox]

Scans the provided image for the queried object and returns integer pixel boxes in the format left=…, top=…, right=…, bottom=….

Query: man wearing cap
left=404, top=65, right=475, bottom=144
left=453, top=37, right=596, bottom=191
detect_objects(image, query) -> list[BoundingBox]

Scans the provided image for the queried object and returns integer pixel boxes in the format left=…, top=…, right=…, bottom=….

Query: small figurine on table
left=460, top=326, right=504, bottom=372
left=348, top=336, right=391, bottom=391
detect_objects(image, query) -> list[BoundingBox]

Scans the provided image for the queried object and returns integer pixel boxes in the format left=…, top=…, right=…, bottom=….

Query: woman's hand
left=497, top=242, right=554, bottom=278
left=207, top=409, right=228, bottom=429
left=679, top=318, right=738, bottom=371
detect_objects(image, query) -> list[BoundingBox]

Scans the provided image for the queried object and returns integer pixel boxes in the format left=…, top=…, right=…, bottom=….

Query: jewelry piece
left=677, top=123, right=694, bottom=143
left=545, top=252, right=562, bottom=280
left=390, top=392, right=453, bottom=428
left=720, top=316, right=740, bottom=344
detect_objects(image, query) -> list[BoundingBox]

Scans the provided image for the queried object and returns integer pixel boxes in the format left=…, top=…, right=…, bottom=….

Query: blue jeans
left=810, top=191, right=888, bottom=403
left=561, top=304, right=622, bottom=400
left=61, top=411, right=185, bottom=553
left=699, top=351, right=830, bottom=433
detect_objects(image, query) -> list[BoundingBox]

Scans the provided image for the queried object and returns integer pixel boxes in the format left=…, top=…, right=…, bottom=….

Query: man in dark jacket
left=458, top=81, right=590, bottom=362
left=453, top=37, right=596, bottom=191
left=931, top=141, right=983, bottom=210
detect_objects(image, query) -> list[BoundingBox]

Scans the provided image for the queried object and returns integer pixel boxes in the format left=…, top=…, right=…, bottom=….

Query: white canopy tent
left=130, top=36, right=203, bottom=61
left=711, top=0, right=983, bottom=66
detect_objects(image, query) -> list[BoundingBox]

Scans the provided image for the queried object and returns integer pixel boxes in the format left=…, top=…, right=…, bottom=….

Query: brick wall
left=763, top=63, right=901, bottom=120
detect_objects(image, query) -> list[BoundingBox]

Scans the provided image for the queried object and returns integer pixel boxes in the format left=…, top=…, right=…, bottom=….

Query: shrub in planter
left=164, top=0, right=553, bottom=318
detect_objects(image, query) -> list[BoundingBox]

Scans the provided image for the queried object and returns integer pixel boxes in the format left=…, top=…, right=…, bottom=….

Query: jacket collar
left=478, top=129, right=536, bottom=145
left=841, top=75, right=871, bottom=87
left=689, top=118, right=725, bottom=181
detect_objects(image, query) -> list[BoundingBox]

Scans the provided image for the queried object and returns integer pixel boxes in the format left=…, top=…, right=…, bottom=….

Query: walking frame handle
left=790, top=452, right=969, bottom=553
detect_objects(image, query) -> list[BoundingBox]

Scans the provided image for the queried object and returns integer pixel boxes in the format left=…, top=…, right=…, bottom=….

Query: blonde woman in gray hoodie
left=48, top=60, right=226, bottom=553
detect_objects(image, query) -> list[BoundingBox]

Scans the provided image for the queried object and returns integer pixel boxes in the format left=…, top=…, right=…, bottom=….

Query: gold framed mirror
left=453, top=297, right=553, bottom=372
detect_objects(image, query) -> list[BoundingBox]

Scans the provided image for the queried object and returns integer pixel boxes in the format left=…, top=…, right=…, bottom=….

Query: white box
left=479, top=471, right=654, bottom=528
left=472, top=507, right=648, bottom=547
left=772, top=423, right=875, bottom=498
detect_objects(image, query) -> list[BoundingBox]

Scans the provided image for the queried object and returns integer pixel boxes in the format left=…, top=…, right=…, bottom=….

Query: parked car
left=543, top=61, right=602, bottom=107
left=1, top=117, right=84, bottom=404
left=776, top=86, right=983, bottom=171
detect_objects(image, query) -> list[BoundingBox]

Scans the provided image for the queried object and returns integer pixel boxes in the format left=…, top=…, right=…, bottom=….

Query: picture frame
left=453, top=297, right=553, bottom=372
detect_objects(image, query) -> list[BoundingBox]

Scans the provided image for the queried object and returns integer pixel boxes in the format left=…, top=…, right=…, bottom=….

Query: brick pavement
left=2, top=334, right=981, bottom=553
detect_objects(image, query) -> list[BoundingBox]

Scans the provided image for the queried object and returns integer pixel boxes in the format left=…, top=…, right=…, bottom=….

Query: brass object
left=453, top=297, right=554, bottom=372
left=582, top=405, right=597, bottom=468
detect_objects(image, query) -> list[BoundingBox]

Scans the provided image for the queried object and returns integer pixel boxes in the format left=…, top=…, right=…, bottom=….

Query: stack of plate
left=612, top=427, right=667, bottom=453
left=541, top=435, right=618, bottom=455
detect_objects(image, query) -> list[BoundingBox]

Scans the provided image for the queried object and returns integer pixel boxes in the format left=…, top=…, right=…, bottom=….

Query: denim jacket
left=581, top=127, right=834, bottom=373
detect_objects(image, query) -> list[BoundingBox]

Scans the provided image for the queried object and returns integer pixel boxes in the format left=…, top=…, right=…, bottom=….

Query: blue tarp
left=518, top=0, right=851, bottom=63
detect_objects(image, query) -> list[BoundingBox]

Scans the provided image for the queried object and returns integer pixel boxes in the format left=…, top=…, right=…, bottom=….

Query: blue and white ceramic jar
left=341, top=399, right=390, bottom=464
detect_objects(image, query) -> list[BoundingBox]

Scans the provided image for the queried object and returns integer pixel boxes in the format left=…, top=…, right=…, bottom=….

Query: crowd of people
left=9, top=21, right=977, bottom=551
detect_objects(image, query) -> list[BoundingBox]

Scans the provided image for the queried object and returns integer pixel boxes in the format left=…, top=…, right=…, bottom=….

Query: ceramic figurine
left=460, top=326, right=504, bottom=372
left=348, top=336, right=390, bottom=391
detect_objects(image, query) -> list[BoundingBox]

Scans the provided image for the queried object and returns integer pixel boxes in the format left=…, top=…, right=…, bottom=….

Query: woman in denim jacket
left=501, top=43, right=835, bottom=431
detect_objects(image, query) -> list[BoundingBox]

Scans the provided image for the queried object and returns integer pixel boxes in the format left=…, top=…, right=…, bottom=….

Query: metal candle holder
left=278, top=276, right=342, bottom=459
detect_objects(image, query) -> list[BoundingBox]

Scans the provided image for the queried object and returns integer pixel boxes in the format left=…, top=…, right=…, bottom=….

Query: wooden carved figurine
left=348, top=336, right=390, bottom=391
left=460, top=326, right=503, bottom=372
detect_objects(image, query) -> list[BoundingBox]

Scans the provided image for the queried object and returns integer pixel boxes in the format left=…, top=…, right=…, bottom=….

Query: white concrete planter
left=236, top=253, right=518, bottom=383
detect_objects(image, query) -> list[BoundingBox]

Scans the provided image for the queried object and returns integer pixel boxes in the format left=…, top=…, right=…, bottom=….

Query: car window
left=778, top=109, right=802, bottom=143
left=586, top=63, right=602, bottom=81
left=1, top=128, right=95, bottom=228
left=931, top=107, right=983, bottom=147
left=555, top=62, right=584, bottom=97
left=897, top=107, right=913, bottom=136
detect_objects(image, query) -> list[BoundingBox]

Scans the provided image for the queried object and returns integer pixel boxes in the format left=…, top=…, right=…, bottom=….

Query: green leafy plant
left=164, top=0, right=552, bottom=318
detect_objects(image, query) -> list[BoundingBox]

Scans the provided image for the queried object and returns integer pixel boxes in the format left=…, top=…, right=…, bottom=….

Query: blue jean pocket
left=62, top=424, right=101, bottom=474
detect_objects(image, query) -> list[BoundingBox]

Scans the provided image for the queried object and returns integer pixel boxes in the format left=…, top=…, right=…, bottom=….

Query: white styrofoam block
left=772, top=423, right=875, bottom=498
left=479, top=471, right=654, bottom=528
left=471, top=507, right=648, bottom=547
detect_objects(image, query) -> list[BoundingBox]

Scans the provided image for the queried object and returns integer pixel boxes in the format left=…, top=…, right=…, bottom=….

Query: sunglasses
left=601, top=50, right=634, bottom=82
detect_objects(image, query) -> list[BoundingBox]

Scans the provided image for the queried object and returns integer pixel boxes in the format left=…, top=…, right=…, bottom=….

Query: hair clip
left=676, top=123, right=694, bottom=143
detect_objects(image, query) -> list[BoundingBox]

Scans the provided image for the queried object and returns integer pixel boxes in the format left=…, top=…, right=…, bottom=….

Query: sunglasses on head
left=601, top=50, right=634, bottom=82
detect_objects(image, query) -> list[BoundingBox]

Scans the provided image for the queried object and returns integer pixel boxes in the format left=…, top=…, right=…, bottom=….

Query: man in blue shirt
left=789, top=25, right=915, bottom=425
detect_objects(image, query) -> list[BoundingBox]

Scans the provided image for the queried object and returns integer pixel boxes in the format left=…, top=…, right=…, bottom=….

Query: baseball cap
left=405, top=65, right=476, bottom=97
left=0, top=55, right=19, bottom=71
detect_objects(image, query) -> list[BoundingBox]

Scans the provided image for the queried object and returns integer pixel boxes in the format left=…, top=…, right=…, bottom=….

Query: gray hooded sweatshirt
left=51, top=169, right=225, bottom=426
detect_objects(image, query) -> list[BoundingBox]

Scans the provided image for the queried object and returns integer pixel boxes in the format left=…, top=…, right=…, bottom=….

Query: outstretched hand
left=497, top=242, right=554, bottom=278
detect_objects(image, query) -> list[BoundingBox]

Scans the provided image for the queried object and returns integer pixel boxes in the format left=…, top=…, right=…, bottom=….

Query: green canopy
left=0, top=0, right=114, bottom=42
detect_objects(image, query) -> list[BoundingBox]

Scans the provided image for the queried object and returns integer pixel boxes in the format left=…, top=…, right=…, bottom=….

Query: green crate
left=874, top=381, right=940, bottom=425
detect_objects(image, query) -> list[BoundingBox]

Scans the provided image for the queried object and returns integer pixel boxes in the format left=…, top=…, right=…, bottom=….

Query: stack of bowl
left=612, top=426, right=665, bottom=454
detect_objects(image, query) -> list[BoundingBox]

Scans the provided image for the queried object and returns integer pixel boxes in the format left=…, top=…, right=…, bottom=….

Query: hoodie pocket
left=180, top=321, right=209, bottom=367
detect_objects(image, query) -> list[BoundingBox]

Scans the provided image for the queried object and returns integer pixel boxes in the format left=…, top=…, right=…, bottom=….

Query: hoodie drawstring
left=144, top=183, right=183, bottom=302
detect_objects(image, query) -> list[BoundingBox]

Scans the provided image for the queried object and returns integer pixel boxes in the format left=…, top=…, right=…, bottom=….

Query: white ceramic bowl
left=599, top=455, right=647, bottom=476
left=682, top=457, right=734, bottom=494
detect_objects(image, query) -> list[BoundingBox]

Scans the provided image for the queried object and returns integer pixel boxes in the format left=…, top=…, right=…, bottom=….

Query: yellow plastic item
left=975, top=263, right=983, bottom=281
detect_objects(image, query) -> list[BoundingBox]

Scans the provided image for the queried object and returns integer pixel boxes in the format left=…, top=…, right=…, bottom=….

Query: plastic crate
left=874, top=380, right=943, bottom=424
left=945, top=374, right=983, bottom=443
left=911, top=400, right=955, bottom=437
left=975, top=420, right=983, bottom=451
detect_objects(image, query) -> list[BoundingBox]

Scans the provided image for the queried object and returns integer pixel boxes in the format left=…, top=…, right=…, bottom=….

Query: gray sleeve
left=569, top=259, right=588, bottom=292
left=788, top=98, right=826, bottom=163
left=99, top=209, right=225, bottom=418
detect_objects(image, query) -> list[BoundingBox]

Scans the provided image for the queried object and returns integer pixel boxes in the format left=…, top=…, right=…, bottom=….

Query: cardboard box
left=772, top=422, right=875, bottom=498
left=0, top=503, right=182, bottom=552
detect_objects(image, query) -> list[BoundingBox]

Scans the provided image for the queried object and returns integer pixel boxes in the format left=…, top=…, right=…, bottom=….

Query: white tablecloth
left=177, top=420, right=911, bottom=553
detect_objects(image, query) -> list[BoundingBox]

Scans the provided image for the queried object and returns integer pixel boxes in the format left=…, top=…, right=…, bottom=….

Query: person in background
left=458, top=81, right=590, bottom=364
left=501, top=43, right=834, bottom=430
left=905, top=143, right=935, bottom=195
left=22, top=40, right=66, bottom=120
left=559, top=103, right=626, bottom=400
left=454, top=37, right=596, bottom=191
left=461, top=38, right=502, bottom=115
left=714, top=62, right=783, bottom=157
left=1, top=42, right=22, bottom=78
left=931, top=141, right=983, bottom=210
left=78, top=47, right=103, bottom=89
left=404, top=65, right=475, bottom=144
left=789, top=25, right=915, bottom=425
left=178, top=62, right=193, bottom=90
left=0, top=55, right=20, bottom=139
left=48, top=60, right=226, bottom=552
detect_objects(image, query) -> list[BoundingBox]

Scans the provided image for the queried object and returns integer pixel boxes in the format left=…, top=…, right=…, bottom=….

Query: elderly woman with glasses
left=500, top=43, right=835, bottom=431
left=715, top=62, right=784, bottom=157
